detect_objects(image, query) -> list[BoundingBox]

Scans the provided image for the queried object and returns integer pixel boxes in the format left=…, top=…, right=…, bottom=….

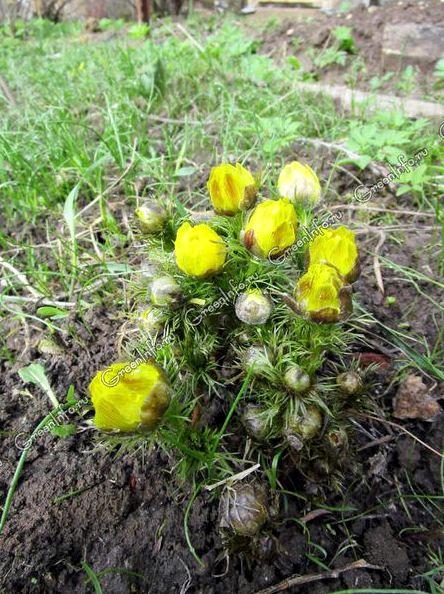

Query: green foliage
left=310, top=45, right=347, bottom=70
left=345, top=118, right=418, bottom=165
left=344, top=111, right=428, bottom=163
left=127, top=23, right=150, bottom=40
left=18, top=363, right=59, bottom=408
left=341, top=110, right=442, bottom=204
left=306, top=26, right=356, bottom=73
left=369, top=71, right=394, bottom=92
left=98, top=18, right=125, bottom=32
left=434, top=58, right=444, bottom=87
left=50, top=423, right=77, bottom=438
left=395, top=64, right=419, bottom=95
left=396, top=163, right=430, bottom=196
left=332, top=26, right=356, bottom=54
left=36, top=306, right=69, bottom=319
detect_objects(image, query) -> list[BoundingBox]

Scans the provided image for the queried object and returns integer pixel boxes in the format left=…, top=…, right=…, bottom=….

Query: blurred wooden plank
left=136, top=0, right=151, bottom=22
left=297, top=82, right=444, bottom=121
left=259, top=0, right=321, bottom=6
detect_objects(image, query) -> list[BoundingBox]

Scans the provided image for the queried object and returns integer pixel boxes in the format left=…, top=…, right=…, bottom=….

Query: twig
left=299, top=508, right=331, bottom=523
left=297, top=136, right=396, bottom=191
left=175, top=23, right=204, bottom=53
left=0, top=257, right=42, bottom=298
left=147, top=114, right=199, bottom=126
left=354, top=224, right=438, bottom=233
left=0, top=73, right=16, bottom=106
left=326, top=204, right=436, bottom=218
left=205, top=463, right=260, bottom=491
left=357, top=435, right=393, bottom=452
left=254, top=559, right=381, bottom=594
left=359, top=413, right=444, bottom=459
left=373, top=230, right=386, bottom=294
left=0, top=295, right=78, bottom=308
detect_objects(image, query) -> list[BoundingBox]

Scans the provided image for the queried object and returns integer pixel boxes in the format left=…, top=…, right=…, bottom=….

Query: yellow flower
left=175, top=222, right=227, bottom=278
left=89, top=361, right=171, bottom=432
left=308, top=226, right=359, bottom=282
left=207, top=163, right=257, bottom=215
left=277, top=161, right=321, bottom=205
left=244, top=198, right=297, bottom=259
left=295, top=262, right=351, bottom=323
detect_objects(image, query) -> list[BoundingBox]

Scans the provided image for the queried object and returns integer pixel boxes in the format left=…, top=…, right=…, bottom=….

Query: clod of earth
left=393, top=374, right=441, bottom=421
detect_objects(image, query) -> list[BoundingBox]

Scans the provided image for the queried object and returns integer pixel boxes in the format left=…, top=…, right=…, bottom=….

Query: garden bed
left=0, top=11, right=443, bottom=594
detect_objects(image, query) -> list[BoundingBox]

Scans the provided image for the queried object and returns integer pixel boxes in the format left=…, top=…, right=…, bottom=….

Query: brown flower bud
left=219, top=482, right=269, bottom=538
left=242, top=405, right=270, bottom=442
left=336, top=371, right=363, bottom=395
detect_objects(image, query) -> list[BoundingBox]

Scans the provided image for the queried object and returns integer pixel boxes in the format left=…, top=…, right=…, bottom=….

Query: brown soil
left=256, top=0, right=444, bottom=98
left=1, top=167, right=443, bottom=594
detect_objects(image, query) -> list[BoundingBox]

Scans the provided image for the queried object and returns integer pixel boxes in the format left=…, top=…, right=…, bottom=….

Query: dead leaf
left=352, top=352, right=391, bottom=369
left=393, top=375, right=441, bottom=421
left=367, top=451, right=387, bottom=478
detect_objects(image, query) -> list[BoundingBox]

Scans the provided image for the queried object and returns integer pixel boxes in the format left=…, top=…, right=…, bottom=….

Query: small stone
left=393, top=375, right=441, bottom=421
left=38, top=338, right=65, bottom=356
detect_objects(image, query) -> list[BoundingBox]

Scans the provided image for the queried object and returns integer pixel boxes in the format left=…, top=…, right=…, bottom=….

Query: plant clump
left=87, top=159, right=368, bottom=550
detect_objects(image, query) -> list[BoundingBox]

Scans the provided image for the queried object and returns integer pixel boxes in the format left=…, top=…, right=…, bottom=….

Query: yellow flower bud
left=235, top=289, right=273, bottom=325
left=295, top=263, right=351, bottom=323
left=243, top=199, right=298, bottom=259
left=175, top=222, right=227, bottom=278
left=138, top=306, right=166, bottom=335
left=277, top=161, right=321, bottom=205
left=135, top=200, right=167, bottom=234
left=150, top=276, right=182, bottom=308
left=308, top=226, right=359, bottom=283
left=89, top=361, right=171, bottom=432
left=208, top=163, right=257, bottom=215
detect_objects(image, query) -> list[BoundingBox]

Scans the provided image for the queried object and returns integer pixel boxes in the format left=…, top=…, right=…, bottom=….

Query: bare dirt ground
left=255, top=0, right=444, bottom=98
